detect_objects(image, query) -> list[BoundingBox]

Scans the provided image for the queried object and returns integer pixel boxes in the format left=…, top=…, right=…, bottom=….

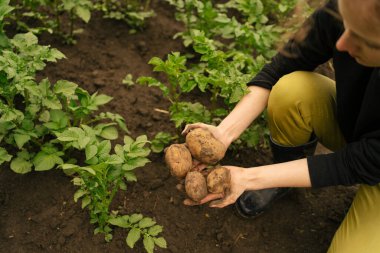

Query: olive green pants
left=267, top=71, right=380, bottom=253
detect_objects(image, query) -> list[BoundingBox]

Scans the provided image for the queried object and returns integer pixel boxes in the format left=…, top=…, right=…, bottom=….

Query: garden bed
left=0, top=2, right=356, bottom=253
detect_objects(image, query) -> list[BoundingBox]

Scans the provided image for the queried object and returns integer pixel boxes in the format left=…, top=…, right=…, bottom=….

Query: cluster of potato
left=165, top=128, right=230, bottom=202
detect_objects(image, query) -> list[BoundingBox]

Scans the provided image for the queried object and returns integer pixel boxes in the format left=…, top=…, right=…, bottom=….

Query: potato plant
left=59, top=135, right=167, bottom=253
left=135, top=0, right=299, bottom=150
left=9, top=0, right=93, bottom=44
left=0, top=0, right=13, bottom=47
left=150, top=131, right=177, bottom=153
left=94, top=0, right=154, bottom=33
left=0, top=4, right=166, bottom=253
left=165, top=0, right=294, bottom=58
left=136, top=30, right=269, bottom=149
left=137, top=52, right=212, bottom=129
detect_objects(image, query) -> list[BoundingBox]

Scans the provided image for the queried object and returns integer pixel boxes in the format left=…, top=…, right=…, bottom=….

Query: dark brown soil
left=0, top=2, right=356, bottom=253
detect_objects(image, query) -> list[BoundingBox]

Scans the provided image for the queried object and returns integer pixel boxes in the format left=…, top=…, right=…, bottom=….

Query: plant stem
left=145, top=0, right=151, bottom=11
left=54, top=0, right=61, bottom=33
left=69, top=9, right=74, bottom=40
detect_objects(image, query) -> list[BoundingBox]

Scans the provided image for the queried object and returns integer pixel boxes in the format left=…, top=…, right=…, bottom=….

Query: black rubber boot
left=235, top=136, right=318, bottom=219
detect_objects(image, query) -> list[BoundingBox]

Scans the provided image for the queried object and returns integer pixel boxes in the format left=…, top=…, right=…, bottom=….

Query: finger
left=209, top=195, right=235, bottom=208
left=183, top=193, right=224, bottom=206
left=181, top=123, right=208, bottom=135
left=193, top=163, right=208, bottom=172
left=199, top=193, right=224, bottom=204
left=183, top=198, right=200, bottom=206
left=181, top=123, right=200, bottom=135
left=192, top=159, right=201, bottom=166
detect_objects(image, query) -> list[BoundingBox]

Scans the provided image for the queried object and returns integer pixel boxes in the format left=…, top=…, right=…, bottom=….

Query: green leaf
left=105, top=233, right=113, bottom=242
left=143, top=236, right=155, bottom=253
left=135, top=135, right=148, bottom=145
left=79, top=166, right=96, bottom=175
left=0, top=147, right=12, bottom=165
left=124, top=171, right=137, bottom=182
left=136, top=77, right=169, bottom=97
left=14, top=134, right=30, bottom=149
left=56, top=128, right=80, bottom=141
left=138, top=218, right=156, bottom=228
left=97, top=140, right=111, bottom=155
left=93, top=94, right=113, bottom=106
left=81, top=196, right=91, bottom=209
left=60, top=163, right=79, bottom=170
left=229, top=86, right=244, bottom=103
left=123, top=136, right=134, bottom=149
left=119, top=181, right=127, bottom=190
left=39, top=110, right=50, bottom=122
left=148, top=57, right=163, bottom=67
left=33, top=151, right=63, bottom=171
left=78, top=136, right=91, bottom=149
left=50, top=48, right=66, bottom=60
left=85, top=156, right=98, bottom=165
left=154, top=237, right=167, bottom=249
left=122, top=157, right=150, bottom=171
left=151, top=132, right=175, bottom=153
left=148, top=225, right=163, bottom=236
left=129, top=214, right=143, bottom=224
left=75, top=6, right=91, bottom=23
left=122, top=74, right=134, bottom=86
left=43, top=97, right=62, bottom=110
left=54, top=80, right=78, bottom=96
left=126, top=228, right=141, bottom=248
left=10, top=157, right=32, bottom=174
left=105, top=154, right=123, bottom=164
left=99, top=126, right=118, bottom=140
left=108, top=215, right=130, bottom=228
left=85, top=145, right=97, bottom=160
left=73, top=189, right=87, bottom=202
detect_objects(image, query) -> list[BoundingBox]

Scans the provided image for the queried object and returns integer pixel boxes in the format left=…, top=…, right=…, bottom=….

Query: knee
left=268, top=71, right=309, bottom=118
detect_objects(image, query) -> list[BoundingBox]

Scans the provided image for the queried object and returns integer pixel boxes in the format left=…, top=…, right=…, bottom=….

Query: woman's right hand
left=182, top=122, right=230, bottom=172
left=181, top=122, right=230, bottom=149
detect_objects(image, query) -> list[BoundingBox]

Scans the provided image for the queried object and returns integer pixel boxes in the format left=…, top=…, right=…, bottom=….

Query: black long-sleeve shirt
left=249, top=0, right=380, bottom=187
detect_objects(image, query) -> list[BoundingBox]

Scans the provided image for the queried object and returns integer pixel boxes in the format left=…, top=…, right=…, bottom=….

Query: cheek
left=369, top=51, right=380, bottom=66
left=358, top=49, right=380, bottom=67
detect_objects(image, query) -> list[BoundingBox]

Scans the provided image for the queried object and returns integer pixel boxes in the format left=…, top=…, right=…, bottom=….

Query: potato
left=207, top=166, right=231, bottom=194
left=186, top=128, right=225, bottom=165
left=165, top=144, right=192, bottom=179
left=185, top=171, right=208, bottom=201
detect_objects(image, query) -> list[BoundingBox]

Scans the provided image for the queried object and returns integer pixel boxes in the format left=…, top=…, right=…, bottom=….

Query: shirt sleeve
left=308, top=133, right=380, bottom=187
left=249, top=0, right=340, bottom=90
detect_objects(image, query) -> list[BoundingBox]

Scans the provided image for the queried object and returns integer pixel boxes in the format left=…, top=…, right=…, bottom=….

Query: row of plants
left=0, top=1, right=165, bottom=252
left=9, top=0, right=154, bottom=44
left=1, top=0, right=310, bottom=251
left=133, top=0, right=303, bottom=151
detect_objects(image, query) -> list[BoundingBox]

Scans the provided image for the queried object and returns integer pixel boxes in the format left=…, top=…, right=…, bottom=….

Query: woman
left=182, top=0, right=380, bottom=252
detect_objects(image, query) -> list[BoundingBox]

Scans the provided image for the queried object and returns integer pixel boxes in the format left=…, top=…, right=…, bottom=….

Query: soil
left=0, top=2, right=357, bottom=253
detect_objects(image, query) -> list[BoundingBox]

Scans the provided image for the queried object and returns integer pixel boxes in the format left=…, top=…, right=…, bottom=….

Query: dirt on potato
left=186, top=128, right=225, bottom=165
left=165, top=144, right=192, bottom=179
left=207, top=166, right=231, bottom=194
left=185, top=171, right=208, bottom=202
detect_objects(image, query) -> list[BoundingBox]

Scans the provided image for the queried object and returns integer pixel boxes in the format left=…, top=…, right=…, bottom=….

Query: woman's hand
left=182, top=122, right=230, bottom=172
left=182, top=122, right=230, bottom=149
left=183, top=165, right=248, bottom=208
